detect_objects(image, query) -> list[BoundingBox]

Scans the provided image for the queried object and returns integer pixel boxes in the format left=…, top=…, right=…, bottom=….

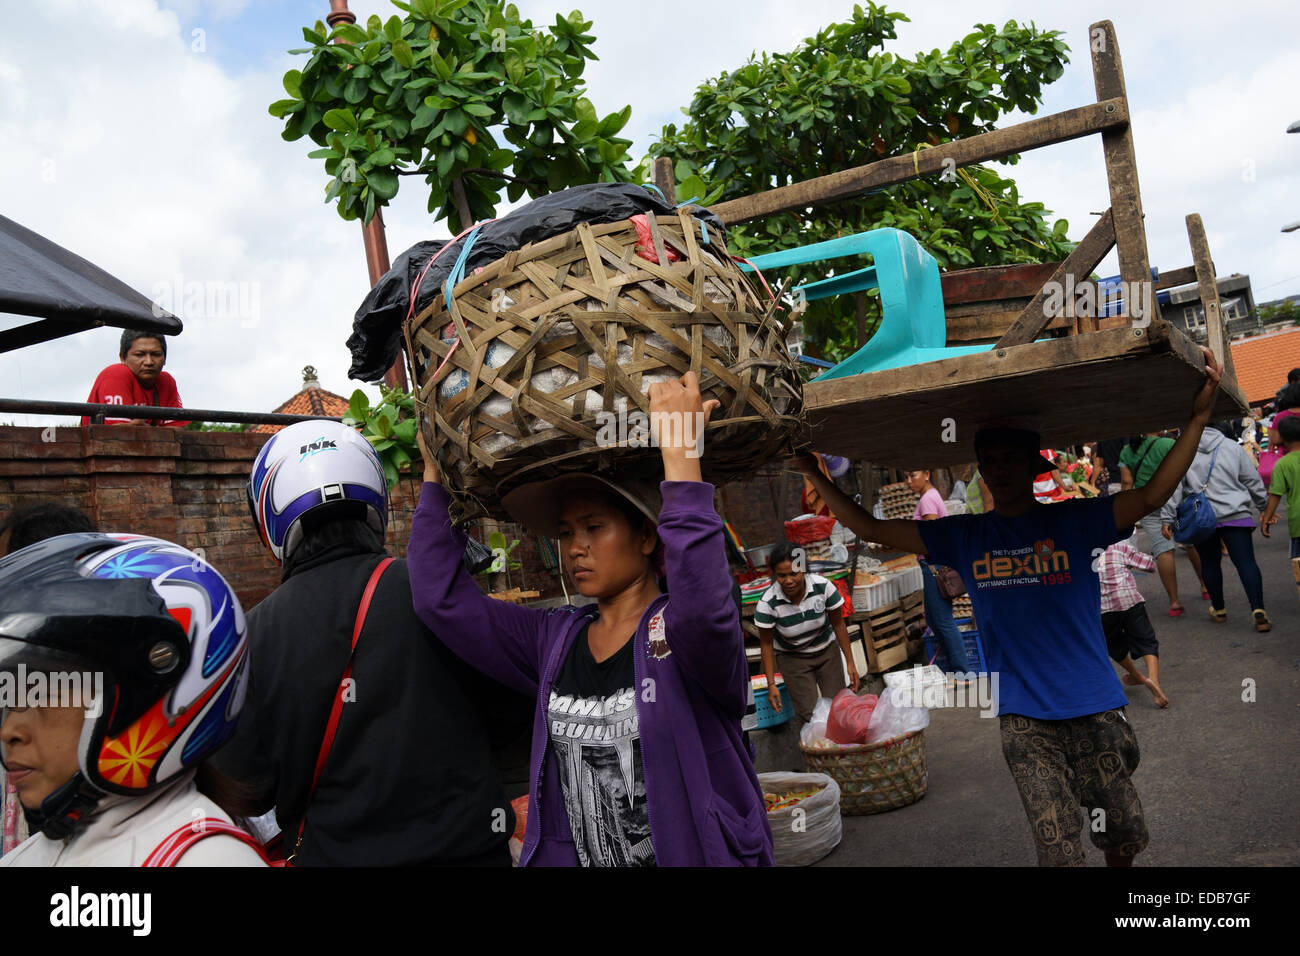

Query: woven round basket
left=404, top=211, right=804, bottom=522
left=798, top=730, right=929, bottom=816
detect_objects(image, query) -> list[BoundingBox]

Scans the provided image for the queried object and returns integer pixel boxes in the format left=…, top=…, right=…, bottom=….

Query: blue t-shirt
left=917, top=496, right=1131, bottom=720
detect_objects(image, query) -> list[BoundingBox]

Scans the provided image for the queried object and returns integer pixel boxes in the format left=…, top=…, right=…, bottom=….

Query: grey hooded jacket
left=1160, top=427, right=1267, bottom=527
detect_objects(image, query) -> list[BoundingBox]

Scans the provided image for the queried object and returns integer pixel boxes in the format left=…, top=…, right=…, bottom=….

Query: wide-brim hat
left=500, top=473, right=662, bottom=540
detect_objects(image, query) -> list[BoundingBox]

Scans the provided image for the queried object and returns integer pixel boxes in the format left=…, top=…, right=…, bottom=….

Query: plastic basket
left=751, top=675, right=793, bottom=729
left=923, top=623, right=986, bottom=672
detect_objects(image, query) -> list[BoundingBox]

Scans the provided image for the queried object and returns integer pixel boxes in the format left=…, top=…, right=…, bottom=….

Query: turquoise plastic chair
left=741, top=228, right=992, bottom=381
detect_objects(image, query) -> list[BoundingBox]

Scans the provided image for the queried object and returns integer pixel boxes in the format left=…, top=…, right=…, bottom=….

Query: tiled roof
left=1229, top=327, right=1300, bottom=406
left=249, top=386, right=351, bottom=434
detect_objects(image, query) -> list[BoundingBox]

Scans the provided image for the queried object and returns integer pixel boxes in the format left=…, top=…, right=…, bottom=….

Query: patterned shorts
left=1000, top=709, right=1149, bottom=866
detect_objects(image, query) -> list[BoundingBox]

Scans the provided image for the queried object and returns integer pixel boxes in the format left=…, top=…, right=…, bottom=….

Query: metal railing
left=0, top=398, right=342, bottom=427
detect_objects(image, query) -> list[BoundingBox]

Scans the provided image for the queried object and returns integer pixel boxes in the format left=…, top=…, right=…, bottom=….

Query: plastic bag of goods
left=798, top=697, right=835, bottom=749
left=825, top=690, right=879, bottom=745
left=785, top=515, right=837, bottom=546
left=867, top=686, right=931, bottom=743
left=758, top=772, right=842, bottom=866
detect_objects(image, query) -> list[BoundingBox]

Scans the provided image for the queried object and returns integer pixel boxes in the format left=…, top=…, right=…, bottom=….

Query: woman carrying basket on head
left=407, top=371, right=773, bottom=867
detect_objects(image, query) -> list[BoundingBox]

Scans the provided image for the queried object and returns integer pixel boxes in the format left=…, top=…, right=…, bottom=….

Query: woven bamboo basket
left=798, top=730, right=928, bottom=815
left=404, top=211, right=804, bottom=522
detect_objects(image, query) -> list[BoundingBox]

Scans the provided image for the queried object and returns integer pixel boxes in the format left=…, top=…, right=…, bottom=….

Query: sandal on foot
left=1201, top=589, right=1211, bottom=601
left=1253, top=610, right=1271, bottom=633
left=1209, top=607, right=1227, bottom=623
left=1168, top=606, right=1185, bottom=617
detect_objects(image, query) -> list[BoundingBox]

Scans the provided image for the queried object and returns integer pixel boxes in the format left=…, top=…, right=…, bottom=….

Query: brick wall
left=0, top=425, right=567, bottom=609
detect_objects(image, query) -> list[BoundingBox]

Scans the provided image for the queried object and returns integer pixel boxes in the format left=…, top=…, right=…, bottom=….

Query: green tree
left=271, top=0, right=636, bottom=233
left=1258, top=299, right=1299, bottom=325
left=648, top=2, right=1076, bottom=361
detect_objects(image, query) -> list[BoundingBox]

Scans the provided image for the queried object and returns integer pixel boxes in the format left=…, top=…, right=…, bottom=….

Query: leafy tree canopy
left=648, top=2, right=1077, bottom=361
left=271, top=0, right=635, bottom=233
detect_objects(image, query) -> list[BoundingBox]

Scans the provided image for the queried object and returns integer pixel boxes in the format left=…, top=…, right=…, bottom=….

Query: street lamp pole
left=328, top=0, right=408, bottom=391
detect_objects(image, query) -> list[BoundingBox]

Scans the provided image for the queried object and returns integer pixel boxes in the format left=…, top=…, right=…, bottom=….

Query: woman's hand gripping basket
left=404, top=198, right=804, bottom=521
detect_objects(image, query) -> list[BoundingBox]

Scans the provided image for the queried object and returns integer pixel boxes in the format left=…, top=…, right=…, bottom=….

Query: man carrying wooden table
left=798, top=349, right=1222, bottom=866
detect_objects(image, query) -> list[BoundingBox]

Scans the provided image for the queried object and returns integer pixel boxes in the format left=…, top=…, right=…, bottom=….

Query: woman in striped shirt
left=754, top=543, right=859, bottom=724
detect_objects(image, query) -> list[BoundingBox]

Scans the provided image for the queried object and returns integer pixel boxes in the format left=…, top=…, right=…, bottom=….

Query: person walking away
left=407, top=372, right=773, bottom=866
left=906, top=469, right=973, bottom=677
left=1160, top=423, right=1271, bottom=632
left=754, top=542, right=859, bottom=725
left=1121, top=433, right=1207, bottom=615
left=0, top=534, right=267, bottom=866
left=797, top=348, right=1224, bottom=866
left=1260, top=414, right=1300, bottom=561
left=1097, top=537, right=1168, bottom=708
left=214, top=419, right=528, bottom=865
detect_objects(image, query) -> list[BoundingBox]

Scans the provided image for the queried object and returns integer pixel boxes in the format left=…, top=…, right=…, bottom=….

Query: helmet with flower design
left=0, top=533, right=248, bottom=838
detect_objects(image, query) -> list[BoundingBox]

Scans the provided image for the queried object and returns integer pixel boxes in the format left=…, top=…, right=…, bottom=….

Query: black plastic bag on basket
left=346, top=239, right=448, bottom=385
left=461, top=535, right=497, bottom=576
left=347, top=183, right=727, bottom=382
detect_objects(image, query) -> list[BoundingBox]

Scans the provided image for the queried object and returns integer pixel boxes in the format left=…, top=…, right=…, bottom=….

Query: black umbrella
left=0, top=214, right=181, bottom=353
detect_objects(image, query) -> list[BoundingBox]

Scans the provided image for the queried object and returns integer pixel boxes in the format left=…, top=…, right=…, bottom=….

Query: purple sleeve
left=406, top=482, right=549, bottom=695
left=657, top=481, right=747, bottom=717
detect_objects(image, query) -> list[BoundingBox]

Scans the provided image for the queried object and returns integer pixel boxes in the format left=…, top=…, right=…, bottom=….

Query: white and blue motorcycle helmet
left=247, top=420, right=388, bottom=563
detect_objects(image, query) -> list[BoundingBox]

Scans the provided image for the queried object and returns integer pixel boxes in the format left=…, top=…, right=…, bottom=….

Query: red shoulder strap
left=291, top=556, right=394, bottom=861
left=143, top=819, right=271, bottom=867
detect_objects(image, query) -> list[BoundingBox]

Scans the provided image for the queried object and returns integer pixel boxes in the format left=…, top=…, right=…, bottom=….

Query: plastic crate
left=922, top=622, right=986, bottom=673
left=751, top=675, right=793, bottom=729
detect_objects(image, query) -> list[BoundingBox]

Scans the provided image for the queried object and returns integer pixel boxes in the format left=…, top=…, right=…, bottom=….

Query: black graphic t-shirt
left=547, top=623, right=656, bottom=867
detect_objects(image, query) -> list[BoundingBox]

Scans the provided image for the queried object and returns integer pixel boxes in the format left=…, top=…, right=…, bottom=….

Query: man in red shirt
left=81, top=330, right=185, bottom=426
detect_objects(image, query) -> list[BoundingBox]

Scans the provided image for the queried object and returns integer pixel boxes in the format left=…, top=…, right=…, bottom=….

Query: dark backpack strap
left=289, top=556, right=394, bottom=863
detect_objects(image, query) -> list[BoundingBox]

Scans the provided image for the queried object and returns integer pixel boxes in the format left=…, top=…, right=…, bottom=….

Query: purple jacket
left=408, top=480, right=774, bottom=866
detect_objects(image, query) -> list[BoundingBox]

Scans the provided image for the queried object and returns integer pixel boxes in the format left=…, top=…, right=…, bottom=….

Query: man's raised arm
left=797, top=455, right=927, bottom=555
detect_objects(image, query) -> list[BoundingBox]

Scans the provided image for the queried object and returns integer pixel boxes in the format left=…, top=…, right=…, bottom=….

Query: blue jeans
left=920, top=558, right=971, bottom=671
left=1194, top=526, right=1264, bottom=611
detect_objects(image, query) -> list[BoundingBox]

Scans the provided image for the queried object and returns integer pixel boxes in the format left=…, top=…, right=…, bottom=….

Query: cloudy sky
left=2, top=0, right=1297, bottom=426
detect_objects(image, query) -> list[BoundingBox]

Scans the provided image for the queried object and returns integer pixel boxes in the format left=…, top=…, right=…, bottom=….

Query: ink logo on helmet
left=298, top=437, right=338, bottom=461
left=647, top=608, right=671, bottom=660
left=78, top=536, right=248, bottom=794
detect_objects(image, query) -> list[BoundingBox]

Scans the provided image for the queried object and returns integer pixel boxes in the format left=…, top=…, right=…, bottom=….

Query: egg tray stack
left=878, top=481, right=921, bottom=519
left=405, top=212, right=805, bottom=523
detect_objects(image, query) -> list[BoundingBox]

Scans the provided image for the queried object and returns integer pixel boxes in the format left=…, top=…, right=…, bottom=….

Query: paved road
left=804, top=525, right=1299, bottom=866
